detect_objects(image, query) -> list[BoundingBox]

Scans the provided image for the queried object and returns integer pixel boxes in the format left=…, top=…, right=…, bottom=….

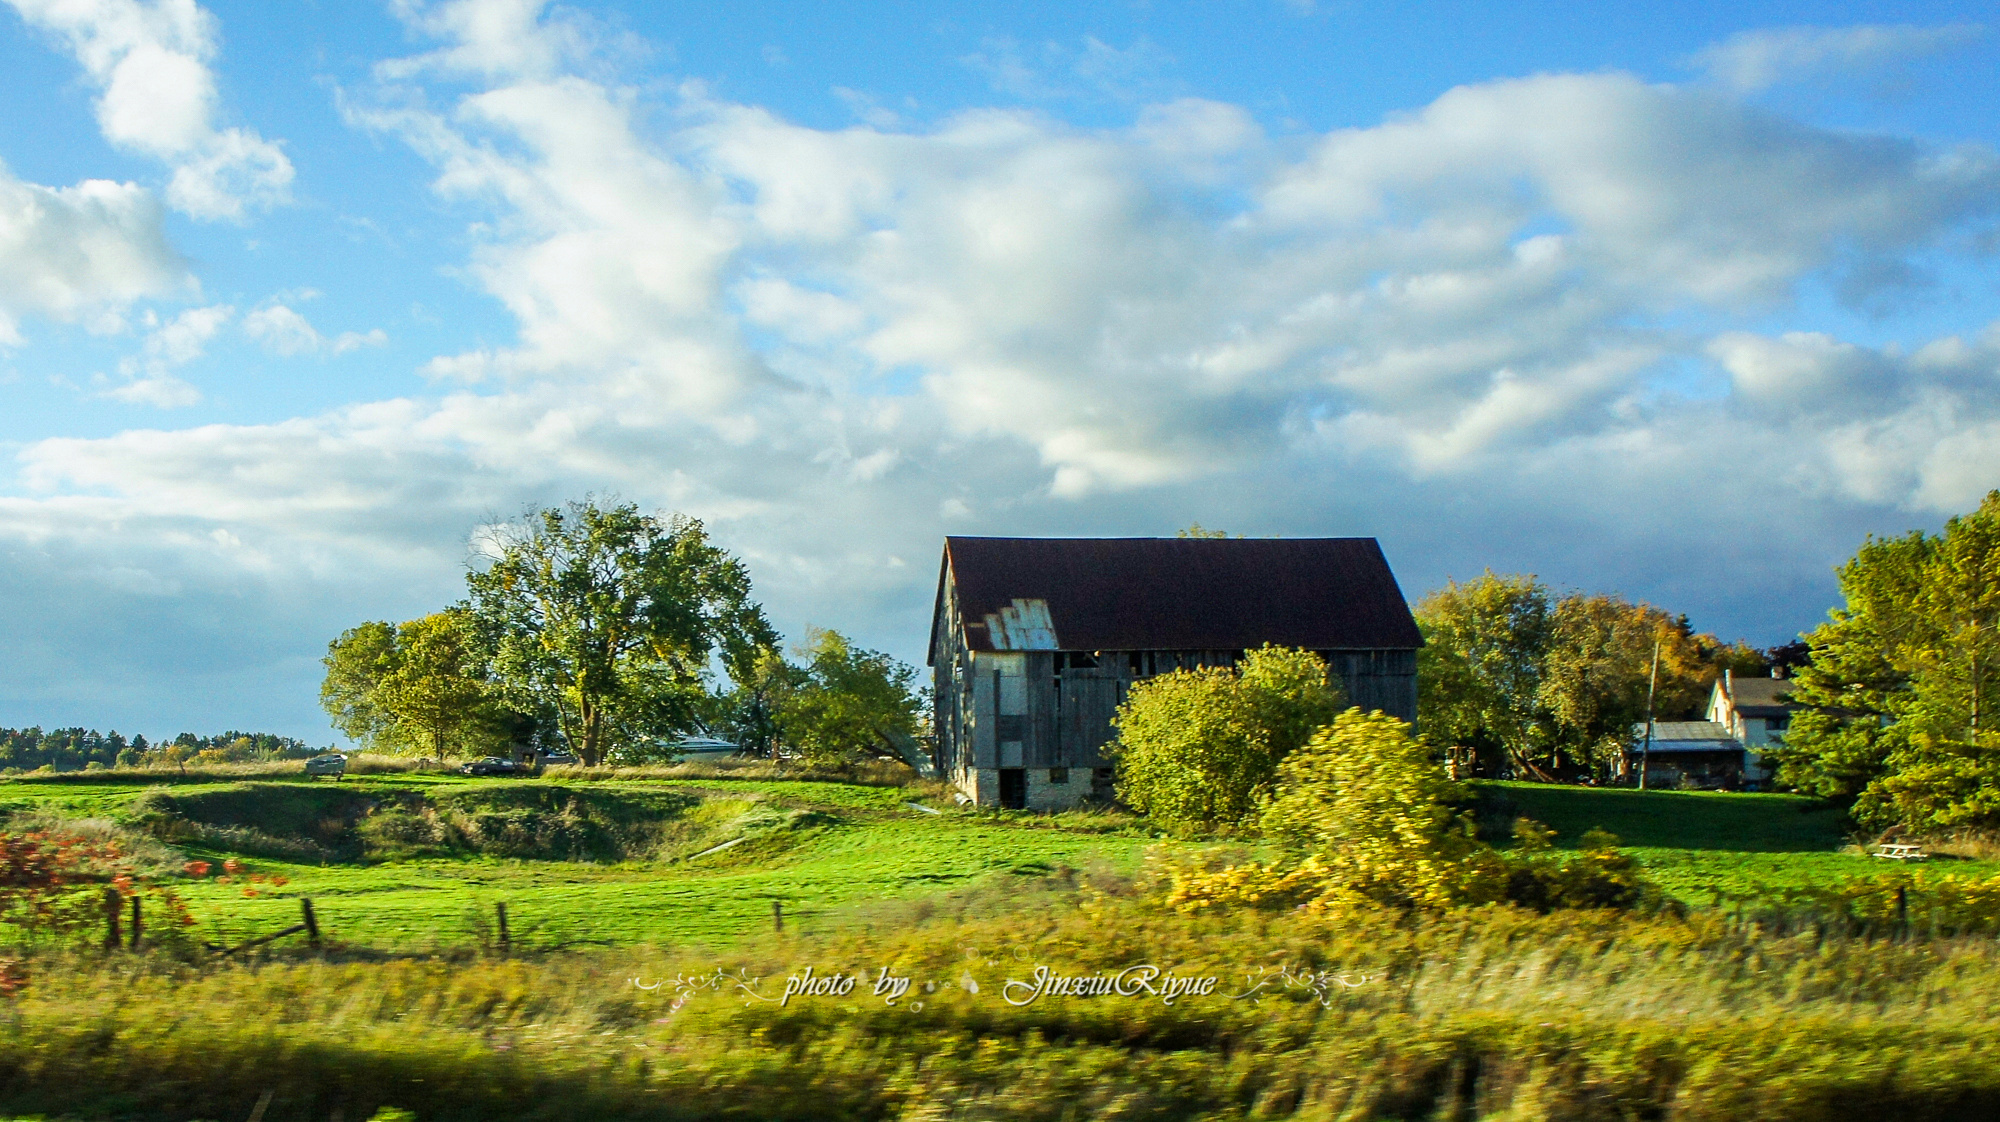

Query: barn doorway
left=998, top=768, right=1027, bottom=809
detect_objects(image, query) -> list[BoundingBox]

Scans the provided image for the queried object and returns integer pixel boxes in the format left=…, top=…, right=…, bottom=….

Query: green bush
left=1500, top=819, right=1656, bottom=912
left=1108, top=646, right=1343, bottom=833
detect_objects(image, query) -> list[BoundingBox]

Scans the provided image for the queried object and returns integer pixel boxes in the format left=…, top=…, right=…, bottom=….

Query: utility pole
left=1639, top=638, right=1660, bottom=790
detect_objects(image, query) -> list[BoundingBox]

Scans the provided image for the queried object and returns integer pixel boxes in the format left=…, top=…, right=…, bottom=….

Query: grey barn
left=928, top=536, right=1424, bottom=809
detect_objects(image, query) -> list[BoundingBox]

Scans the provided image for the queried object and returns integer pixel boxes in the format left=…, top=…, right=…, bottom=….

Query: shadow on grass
left=1471, top=781, right=1851, bottom=852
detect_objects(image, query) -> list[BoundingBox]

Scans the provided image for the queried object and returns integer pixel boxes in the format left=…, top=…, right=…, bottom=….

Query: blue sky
left=1, top=0, right=1997, bottom=743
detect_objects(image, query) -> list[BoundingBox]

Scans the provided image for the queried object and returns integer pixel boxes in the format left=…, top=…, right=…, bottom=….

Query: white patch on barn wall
left=984, top=598, right=1059, bottom=651
left=988, top=652, right=1028, bottom=715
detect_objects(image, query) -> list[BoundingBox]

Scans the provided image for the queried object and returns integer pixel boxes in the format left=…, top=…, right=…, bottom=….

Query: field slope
left=1474, top=779, right=2000, bottom=899
left=0, top=769, right=1152, bottom=949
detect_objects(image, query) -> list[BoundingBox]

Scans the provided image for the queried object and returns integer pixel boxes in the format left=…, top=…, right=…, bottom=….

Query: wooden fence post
left=103, top=887, right=122, bottom=951
left=773, top=900, right=784, bottom=934
left=301, top=898, right=321, bottom=949
left=129, top=895, right=142, bottom=950
left=496, top=902, right=510, bottom=955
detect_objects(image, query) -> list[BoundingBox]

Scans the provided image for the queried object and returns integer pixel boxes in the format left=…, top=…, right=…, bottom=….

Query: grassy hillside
left=2, top=767, right=1995, bottom=953
left=1473, top=779, right=2000, bottom=900
left=1473, top=780, right=1851, bottom=851
left=0, top=767, right=1154, bottom=950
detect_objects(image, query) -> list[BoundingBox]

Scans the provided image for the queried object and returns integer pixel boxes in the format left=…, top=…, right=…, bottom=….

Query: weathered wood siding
left=1057, top=665, right=1124, bottom=767
left=932, top=567, right=1422, bottom=794
left=1322, top=648, right=1419, bottom=727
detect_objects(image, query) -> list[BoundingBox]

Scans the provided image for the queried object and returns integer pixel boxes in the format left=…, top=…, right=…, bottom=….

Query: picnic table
left=1871, top=843, right=1928, bottom=861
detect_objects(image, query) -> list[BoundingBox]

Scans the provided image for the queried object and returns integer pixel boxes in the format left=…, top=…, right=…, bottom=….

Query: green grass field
left=1472, top=779, right=2000, bottom=899
left=0, top=768, right=1155, bottom=950
left=4, top=768, right=1995, bottom=954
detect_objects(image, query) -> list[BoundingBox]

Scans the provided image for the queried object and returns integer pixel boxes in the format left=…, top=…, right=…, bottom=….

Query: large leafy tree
left=1777, top=493, right=2000, bottom=831
left=765, top=629, right=923, bottom=766
left=465, top=500, right=777, bottom=766
left=321, top=621, right=399, bottom=748
left=320, top=612, right=504, bottom=758
left=1415, top=573, right=1554, bottom=774
left=1109, top=646, right=1345, bottom=833
left=377, top=610, right=502, bottom=759
left=1541, top=594, right=1763, bottom=774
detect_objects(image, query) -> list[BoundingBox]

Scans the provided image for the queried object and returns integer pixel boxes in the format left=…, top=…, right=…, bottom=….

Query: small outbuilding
left=928, top=536, right=1424, bottom=809
left=1626, top=721, right=1746, bottom=789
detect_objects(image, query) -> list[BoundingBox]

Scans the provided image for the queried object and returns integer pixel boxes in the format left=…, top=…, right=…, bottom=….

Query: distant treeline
left=0, top=728, right=322, bottom=773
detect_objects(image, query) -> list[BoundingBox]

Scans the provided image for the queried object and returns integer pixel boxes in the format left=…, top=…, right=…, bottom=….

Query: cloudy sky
left=2, top=0, right=1997, bottom=742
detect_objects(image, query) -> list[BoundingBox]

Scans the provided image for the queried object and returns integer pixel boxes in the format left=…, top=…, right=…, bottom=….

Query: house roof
left=931, top=536, right=1423, bottom=660
left=1727, top=677, right=1800, bottom=716
left=1630, top=720, right=1744, bottom=754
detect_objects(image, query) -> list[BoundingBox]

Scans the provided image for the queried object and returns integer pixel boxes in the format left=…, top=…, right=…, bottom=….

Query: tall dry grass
left=543, top=755, right=925, bottom=788
left=0, top=753, right=434, bottom=786
left=0, top=887, right=1997, bottom=1120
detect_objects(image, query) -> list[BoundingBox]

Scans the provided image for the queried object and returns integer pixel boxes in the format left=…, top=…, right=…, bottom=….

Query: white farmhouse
left=1706, top=669, right=1801, bottom=785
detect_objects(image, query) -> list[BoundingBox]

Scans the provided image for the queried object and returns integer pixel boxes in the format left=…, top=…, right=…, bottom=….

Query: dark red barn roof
left=931, top=536, right=1423, bottom=660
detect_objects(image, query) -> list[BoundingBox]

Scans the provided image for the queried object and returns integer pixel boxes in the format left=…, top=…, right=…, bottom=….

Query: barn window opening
left=1049, top=767, right=1069, bottom=785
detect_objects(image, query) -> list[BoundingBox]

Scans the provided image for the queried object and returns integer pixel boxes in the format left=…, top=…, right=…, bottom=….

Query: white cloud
left=0, top=162, right=186, bottom=342
left=240, top=304, right=317, bottom=356
left=94, top=302, right=229, bottom=406
left=9, top=0, right=2000, bottom=735
left=333, top=329, right=388, bottom=354
left=376, top=0, right=619, bottom=82
left=99, top=372, right=199, bottom=407
left=144, top=302, right=230, bottom=364
left=1692, top=23, right=1984, bottom=93
left=242, top=304, right=388, bottom=357
left=1696, top=325, right=2000, bottom=510
left=189, top=14, right=2000, bottom=504
left=961, top=35, right=1178, bottom=103
left=1707, top=330, right=1897, bottom=414
left=6, top=0, right=294, bottom=219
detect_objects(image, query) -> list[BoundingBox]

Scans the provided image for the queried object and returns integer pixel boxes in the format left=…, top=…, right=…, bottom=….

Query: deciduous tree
left=464, top=500, right=776, bottom=766
left=376, top=610, right=502, bottom=759
left=1415, top=573, right=1554, bottom=774
left=320, top=621, right=399, bottom=748
left=1779, top=492, right=2000, bottom=831
left=1416, top=573, right=1763, bottom=779
left=319, top=613, right=505, bottom=758
left=766, top=628, right=923, bottom=766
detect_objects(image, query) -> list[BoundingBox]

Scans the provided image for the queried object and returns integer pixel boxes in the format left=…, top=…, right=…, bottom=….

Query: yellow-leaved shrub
left=1159, top=708, right=1658, bottom=916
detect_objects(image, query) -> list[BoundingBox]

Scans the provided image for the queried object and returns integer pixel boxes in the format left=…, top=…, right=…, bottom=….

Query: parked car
left=304, top=753, right=348, bottom=779
left=459, top=756, right=523, bottom=776
left=536, top=750, right=580, bottom=767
